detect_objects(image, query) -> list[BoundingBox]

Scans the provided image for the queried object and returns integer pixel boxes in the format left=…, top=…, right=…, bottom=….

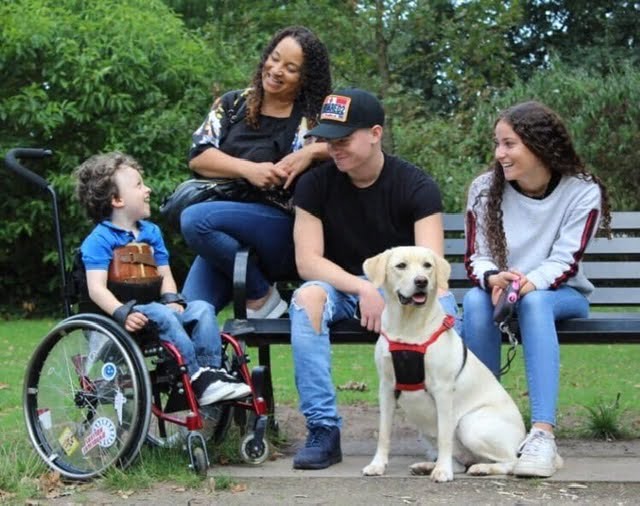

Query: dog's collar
left=381, top=315, right=455, bottom=354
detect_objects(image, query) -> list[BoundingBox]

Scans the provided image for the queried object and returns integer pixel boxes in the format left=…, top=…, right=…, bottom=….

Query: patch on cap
left=320, top=95, right=351, bottom=123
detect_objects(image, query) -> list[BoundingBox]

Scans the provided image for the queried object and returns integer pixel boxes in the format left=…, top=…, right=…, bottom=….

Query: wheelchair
left=6, top=148, right=273, bottom=480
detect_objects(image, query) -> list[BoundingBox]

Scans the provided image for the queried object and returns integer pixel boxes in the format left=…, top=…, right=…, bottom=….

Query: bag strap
left=281, top=100, right=304, bottom=155
left=219, top=89, right=248, bottom=146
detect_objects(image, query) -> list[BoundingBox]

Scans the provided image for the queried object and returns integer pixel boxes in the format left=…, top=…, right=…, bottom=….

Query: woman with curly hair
left=463, top=101, right=611, bottom=478
left=181, top=26, right=332, bottom=316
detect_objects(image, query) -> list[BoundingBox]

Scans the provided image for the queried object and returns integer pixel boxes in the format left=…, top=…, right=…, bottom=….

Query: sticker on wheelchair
left=37, top=408, right=52, bottom=430
left=82, top=417, right=117, bottom=455
left=58, top=426, right=79, bottom=456
left=101, top=362, right=117, bottom=381
left=114, top=389, right=127, bottom=425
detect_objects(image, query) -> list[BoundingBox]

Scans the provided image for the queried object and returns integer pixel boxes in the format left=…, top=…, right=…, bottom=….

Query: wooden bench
left=223, top=211, right=640, bottom=416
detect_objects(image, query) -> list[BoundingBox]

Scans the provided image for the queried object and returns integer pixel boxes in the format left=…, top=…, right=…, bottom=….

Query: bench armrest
left=232, top=247, right=251, bottom=319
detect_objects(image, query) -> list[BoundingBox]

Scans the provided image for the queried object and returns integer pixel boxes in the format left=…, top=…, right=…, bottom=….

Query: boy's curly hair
left=246, top=26, right=332, bottom=129
left=472, top=101, right=612, bottom=270
left=74, top=152, right=143, bottom=223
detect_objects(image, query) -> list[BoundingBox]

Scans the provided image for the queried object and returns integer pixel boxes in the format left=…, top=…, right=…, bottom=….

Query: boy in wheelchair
left=74, top=152, right=251, bottom=406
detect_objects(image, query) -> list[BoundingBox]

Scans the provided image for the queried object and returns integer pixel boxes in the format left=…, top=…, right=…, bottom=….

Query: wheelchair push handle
left=4, top=147, right=53, bottom=191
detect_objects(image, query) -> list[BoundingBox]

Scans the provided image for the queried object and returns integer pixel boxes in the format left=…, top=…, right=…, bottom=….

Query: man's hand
left=358, top=282, right=386, bottom=333
left=277, top=150, right=313, bottom=189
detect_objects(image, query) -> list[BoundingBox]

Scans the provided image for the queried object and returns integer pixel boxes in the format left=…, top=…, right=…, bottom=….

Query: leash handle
left=492, top=279, right=520, bottom=324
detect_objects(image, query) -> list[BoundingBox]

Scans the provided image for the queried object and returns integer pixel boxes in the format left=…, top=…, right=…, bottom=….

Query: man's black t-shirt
left=293, top=153, right=443, bottom=275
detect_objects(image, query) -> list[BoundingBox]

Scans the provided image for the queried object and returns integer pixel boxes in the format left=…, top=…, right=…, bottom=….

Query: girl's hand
left=488, top=269, right=529, bottom=304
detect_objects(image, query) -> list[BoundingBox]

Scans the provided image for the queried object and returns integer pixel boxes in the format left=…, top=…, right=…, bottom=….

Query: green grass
left=1, top=318, right=639, bottom=499
left=249, top=342, right=640, bottom=436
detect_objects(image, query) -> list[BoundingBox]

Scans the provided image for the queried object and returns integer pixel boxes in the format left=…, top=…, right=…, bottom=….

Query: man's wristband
left=160, top=292, right=187, bottom=307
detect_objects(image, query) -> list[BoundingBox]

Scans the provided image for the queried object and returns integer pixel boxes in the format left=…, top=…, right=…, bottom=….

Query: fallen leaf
left=0, top=383, right=8, bottom=390
left=568, top=483, right=588, bottom=489
left=337, top=381, right=368, bottom=392
left=39, top=471, right=63, bottom=496
left=0, top=489, right=16, bottom=502
left=231, top=483, right=247, bottom=493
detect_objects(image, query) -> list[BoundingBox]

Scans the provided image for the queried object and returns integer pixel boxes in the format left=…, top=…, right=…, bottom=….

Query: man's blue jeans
left=290, top=282, right=460, bottom=429
left=462, top=285, right=589, bottom=426
left=135, top=300, right=221, bottom=377
left=180, top=201, right=295, bottom=309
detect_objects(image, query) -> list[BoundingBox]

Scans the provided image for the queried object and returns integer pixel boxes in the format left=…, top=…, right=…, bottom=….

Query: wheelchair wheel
left=239, top=432, right=270, bottom=465
left=23, top=314, right=152, bottom=480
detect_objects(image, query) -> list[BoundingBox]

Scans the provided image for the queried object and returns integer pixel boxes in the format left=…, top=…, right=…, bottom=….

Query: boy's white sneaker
left=208, top=368, right=252, bottom=400
left=514, top=427, right=563, bottom=478
left=191, top=368, right=235, bottom=406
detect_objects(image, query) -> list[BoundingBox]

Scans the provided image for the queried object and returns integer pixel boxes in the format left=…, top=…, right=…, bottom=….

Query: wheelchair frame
left=5, top=148, right=272, bottom=479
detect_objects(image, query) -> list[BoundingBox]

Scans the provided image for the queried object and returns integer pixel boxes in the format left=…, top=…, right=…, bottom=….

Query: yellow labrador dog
left=361, top=246, right=526, bottom=482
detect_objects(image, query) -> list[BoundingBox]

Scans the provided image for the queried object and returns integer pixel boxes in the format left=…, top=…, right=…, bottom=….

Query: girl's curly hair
left=246, top=26, right=332, bottom=129
left=472, top=101, right=612, bottom=270
left=74, top=152, right=143, bottom=224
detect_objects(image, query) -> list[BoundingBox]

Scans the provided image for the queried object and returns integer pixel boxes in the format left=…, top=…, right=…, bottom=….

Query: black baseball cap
left=305, top=88, right=385, bottom=139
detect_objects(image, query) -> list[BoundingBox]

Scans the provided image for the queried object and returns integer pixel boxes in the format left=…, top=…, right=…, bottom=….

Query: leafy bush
left=0, top=0, right=229, bottom=315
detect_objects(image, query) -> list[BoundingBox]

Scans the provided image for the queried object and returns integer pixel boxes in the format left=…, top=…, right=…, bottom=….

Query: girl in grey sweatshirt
left=462, top=101, right=611, bottom=479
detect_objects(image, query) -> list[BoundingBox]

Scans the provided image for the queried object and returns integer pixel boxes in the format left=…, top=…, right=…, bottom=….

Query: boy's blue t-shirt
left=80, top=220, right=170, bottom=270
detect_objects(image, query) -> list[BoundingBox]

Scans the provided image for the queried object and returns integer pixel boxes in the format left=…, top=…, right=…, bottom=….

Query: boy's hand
left=166, top=302, right=184, bottom=313
left=124, top=311, right=148, bottom=332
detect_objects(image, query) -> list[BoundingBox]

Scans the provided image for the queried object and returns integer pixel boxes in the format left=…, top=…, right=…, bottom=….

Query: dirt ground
left=40, top=404, right=640, bottom=506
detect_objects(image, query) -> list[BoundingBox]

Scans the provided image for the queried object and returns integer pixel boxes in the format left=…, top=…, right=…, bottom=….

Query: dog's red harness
left=381, top=315, right=455, bottom=392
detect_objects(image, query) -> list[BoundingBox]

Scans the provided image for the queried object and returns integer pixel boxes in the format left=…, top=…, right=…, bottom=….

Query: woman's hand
left=244, top=161, right=289, bottom=189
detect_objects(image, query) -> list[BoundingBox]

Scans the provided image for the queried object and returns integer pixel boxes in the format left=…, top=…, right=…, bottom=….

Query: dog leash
left=493, top=280, right=520, bottom=376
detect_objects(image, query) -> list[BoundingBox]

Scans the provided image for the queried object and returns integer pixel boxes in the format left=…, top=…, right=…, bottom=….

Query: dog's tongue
left=412, top=293, right=426, bottom=304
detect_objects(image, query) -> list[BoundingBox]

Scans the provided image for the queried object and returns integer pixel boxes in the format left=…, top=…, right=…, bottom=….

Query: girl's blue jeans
left=135, top=300, right=221, bottom=377
left=290, top=282, right=460, bottom=429
left=462, top=285, right=589, bottom=426
left=180, top=201, right=295, bottom=309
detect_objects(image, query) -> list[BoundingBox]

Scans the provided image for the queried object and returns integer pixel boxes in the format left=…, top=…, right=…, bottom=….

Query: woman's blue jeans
left=462, top=285, right=589, bottom=426
left=180, top=201, right=296, bottom=309
left=135, top=300, right=221, bottom=377
left=290, top=283, right=460, bottom=429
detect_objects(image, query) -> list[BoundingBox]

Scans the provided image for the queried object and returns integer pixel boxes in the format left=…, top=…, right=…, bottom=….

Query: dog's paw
left=362, top=461, right=386, bottom=476
left=466, top=463, right=491, bottom=476
left=430, top=465, right=454, bottom=482
left=409, top=461, right=436, bottom=475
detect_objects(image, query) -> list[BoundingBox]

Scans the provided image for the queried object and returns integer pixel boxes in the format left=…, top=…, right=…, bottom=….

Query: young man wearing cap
left=289, top=88, right=459, bottom=470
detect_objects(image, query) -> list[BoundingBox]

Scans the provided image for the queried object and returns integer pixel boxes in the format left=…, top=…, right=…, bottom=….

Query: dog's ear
left=434, top=252, right=451, bottom=292
left=363, top=249, right=391, bottom=287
